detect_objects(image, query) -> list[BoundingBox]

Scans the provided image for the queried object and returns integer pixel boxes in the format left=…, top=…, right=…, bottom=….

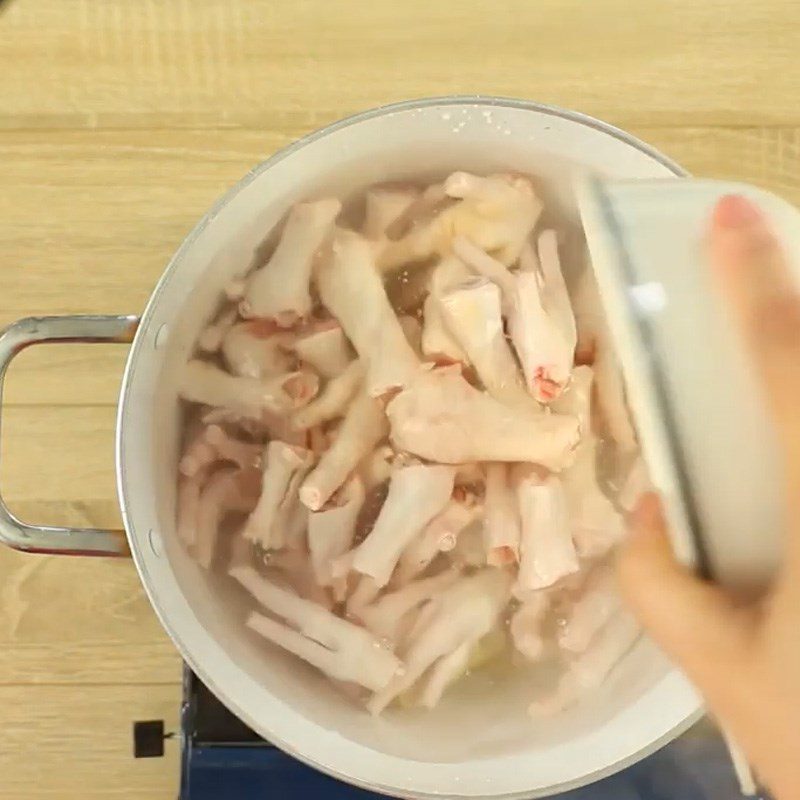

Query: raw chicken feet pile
left=176, top=172, right=647, bottom=716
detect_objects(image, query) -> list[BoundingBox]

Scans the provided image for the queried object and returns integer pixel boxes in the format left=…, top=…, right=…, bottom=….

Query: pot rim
left=116, top=95, right=699, bottom=800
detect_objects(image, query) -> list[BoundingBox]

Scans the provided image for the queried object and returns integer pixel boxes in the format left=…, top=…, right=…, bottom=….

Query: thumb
left=616, top=493, right=757, bottom=695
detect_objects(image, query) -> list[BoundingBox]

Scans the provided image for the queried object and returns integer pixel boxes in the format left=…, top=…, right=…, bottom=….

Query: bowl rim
left=117, top=95, right=700, bottom=800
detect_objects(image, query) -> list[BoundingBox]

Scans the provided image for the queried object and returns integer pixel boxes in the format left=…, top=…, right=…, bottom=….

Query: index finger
left=708, top=194, right=800, bottom=570
left=709, top=196, right=800, bottom=457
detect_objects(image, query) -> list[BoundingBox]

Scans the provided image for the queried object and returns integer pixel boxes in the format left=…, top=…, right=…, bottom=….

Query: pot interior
left=118, top=99, right=699, bottom=798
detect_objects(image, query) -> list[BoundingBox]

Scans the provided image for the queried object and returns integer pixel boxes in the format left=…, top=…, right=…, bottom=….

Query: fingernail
left=713, top=194, right=763, bottom=229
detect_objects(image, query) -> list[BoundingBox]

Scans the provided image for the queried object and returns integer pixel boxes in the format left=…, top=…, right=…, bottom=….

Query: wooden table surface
left=1, top=1, right=799, bottom=797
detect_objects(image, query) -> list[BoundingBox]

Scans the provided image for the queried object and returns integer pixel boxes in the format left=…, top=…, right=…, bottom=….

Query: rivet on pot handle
left=0, top=315, right=139, bottom=558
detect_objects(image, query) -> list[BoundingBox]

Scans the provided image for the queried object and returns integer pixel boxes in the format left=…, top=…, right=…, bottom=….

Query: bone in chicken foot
left=241, top=198, right=341, bottom=326
left=358, top=567, right=461, bottom=642
left=348, top=464, right=456, bottom=588
left=394, top=494, right=480, bottom=585
left=193, top=467, right=261, bottom=569
left=290, top=321, right=353, bottom=379
left=420, top=256, right=472, bottom=364
left=307, top=475, right=366, bottom=589
left=243, top=442, right=314, bottom=550
left=232, top=566, right=401, bottom=692
left=291, top=360, right=364, bottom=431
left=515, top=472, right=579, bottom=594
left=220, top=322, right=295, bottom=379
left=483, top=462, right=521, bottom=566
left=509, top=232, right=577, bottom=403
left=368, top=568, right=512, bottom=714
left=317, top=230, right=420, bottom=397
left=300, top=390, right=388, bottom=511
left=179, top=360, right=319, bottom=419
left=438, top=276, right=530, bottom=405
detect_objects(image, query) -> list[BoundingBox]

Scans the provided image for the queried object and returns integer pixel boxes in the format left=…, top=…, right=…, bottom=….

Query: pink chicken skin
left=386, top=367, right=580, bottom=470
left=453, top=231, right=576, bottom=403
left=175, top=170, right=647, bottom=717
left=378, top=172, right=541, bottom=271
left=517, top=230, right=578, bottom=402
left=240, top=198, right=341, bottom=327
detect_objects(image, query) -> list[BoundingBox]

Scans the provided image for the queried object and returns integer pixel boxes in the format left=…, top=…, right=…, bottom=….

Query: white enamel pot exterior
left=0, top=98, right=702, bottom=799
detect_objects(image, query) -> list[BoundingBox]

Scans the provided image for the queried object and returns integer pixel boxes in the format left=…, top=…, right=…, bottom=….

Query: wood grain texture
left=2, top=127, right=800, bottom=404
left=0, top=684, right=179, bottom=799
left=0, top=406, right=118, bottom=504
left=1, top=1, right=799, bottom=797
left=1, top=0, right=800, bottom=128
left=0, top=545, right=179, bottom=686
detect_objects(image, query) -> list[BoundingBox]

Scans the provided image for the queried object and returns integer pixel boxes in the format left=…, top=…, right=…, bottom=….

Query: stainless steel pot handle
left=0, top=315, right=139, bottom=557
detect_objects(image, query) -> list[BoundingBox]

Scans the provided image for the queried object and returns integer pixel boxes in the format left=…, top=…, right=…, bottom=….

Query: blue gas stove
left=131, top=667, right=765, bottom=800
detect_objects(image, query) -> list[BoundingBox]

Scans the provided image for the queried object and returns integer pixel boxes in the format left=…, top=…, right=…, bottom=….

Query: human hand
left=617, top=194, right=800, bottom=800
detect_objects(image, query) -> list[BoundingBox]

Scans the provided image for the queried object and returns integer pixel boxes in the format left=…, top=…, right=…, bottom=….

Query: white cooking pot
left=0, top=98, right=702, bottom=799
